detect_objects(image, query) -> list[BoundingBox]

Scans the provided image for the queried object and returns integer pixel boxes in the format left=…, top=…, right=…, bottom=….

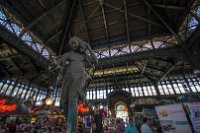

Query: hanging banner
left=185, top=102, right=200, bottom=133
left=155, top=104, right=192, bottom=133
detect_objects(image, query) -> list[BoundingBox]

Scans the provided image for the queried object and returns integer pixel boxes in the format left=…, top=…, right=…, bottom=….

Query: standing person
left=141, top=117, right=153, bottom=133
left=125, top=118, right=139, bottom=133
left=104, top=125, right=109, bottom=133
left=7, top=121, right=17, bottom=133
left=91, top=121, right=97, bottom=133
left=155, top=124, right=162, bottom=133
left=116, top=119, right=124, bottom=133
left=77, top=121, right=83, bottom=133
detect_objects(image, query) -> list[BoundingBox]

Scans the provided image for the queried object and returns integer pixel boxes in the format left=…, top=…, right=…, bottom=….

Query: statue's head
left=69, top=36, right=87, bottom=53
left=69, top=36, right=82, bottom=51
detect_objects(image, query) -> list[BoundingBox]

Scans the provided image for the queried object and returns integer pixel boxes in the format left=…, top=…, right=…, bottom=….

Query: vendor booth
left=0, top=93, right=30, bottom=132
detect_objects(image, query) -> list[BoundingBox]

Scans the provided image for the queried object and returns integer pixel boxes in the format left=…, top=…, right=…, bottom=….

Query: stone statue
left=55, top=36, right=97, bottom=132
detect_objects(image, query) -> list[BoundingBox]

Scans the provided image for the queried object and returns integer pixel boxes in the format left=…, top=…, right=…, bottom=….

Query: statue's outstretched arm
left=85, top=43, right=98, bottom=64
left=57, top=53, right=69, bottom=66
left=49, top=52, right=69, bottom=71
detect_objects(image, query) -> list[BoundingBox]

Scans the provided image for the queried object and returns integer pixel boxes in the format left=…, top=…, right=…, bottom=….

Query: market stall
left=0, top=93, right=30, bottom=132
left=30, top=98, right=66, bottom=132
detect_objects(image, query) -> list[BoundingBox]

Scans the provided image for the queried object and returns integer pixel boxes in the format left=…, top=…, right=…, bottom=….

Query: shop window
left=93, top=91, right=96, bottom=99
left=130, top=87, right=135, bottom=97
left=110, top=88, right=114, bottom=93
left=191, top=86, right=197, bottom=92
left=11, top=81, right=15, bottom=85
left=115, top=103, right=128, bottom=122
left=177, top=84, right=186, bottom=93
left=172, top=82, right=181, bottom=94
left=143, top=86, right=148, bottom=96
left=103, top=90, right=107, bottom=99
left=147, top=86, right=152, bottom=96
left=99, top=90, right=104, bottom=99
left=21, top=91, right=26, bottom=99
left=11, top=87, right=17, bottom=96
left=55, top=98, right=60, bottom=106
left=122, top=88, right=126, bottom=91
left=195, top=84, right=200, bottom=92
left=96, top=90, right=100, bottom=99
left=1, top=84, right=8, bottom=93
left=135, top=88, right=139, bottom=97
left=158, top=85, right=164, bottom=95
left=25, top=91, right=31, bottom=100
left=162, top=84, right=170, bottom=95
left=151, top=86, right=157, bottom=95
left=17, top=88, right=23, bottom=97
left=6, top=85, right=13, bottom=95
left=86, top=92, right=90, bottom=100
left=138, top=87, right=143, bottom=96
left=125, top=88, right=129, bottom=92
left=89, top=91, right=92, bottom=100
left=167, top=84, right=175, bottom=94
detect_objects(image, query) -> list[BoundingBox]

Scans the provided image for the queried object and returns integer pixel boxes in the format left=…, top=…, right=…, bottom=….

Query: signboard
left=78, top=103, right=90, bottom=113
left=155, top=104, right=192, bottom=133
left=185, top=103, right=200, bottom=133
left=0, top=99, right=17, bottom=113
left=0, top=94, right=29, bottom=115
left=77, top=103, right=93, bottom=116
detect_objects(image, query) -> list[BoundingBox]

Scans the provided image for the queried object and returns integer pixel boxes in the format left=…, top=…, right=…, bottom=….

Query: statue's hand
left=49, top=60, right=62, bottom=71
left=48, top=65, right=60, bottom=71
left=84, top=42, right=91, bottom=49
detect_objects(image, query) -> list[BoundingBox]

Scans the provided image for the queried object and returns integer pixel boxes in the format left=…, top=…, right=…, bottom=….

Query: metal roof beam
left=0, top=63, right=9, bottom=77
left=148, top=8, right=155, bottom=49
left=0, top=25, right=51, bottom=69
left=72, top=2, right=141, bottom=23
left=100, top=1, right=109, bottom=40
left=27, top=57, right=40, bottom=72
left=93, top=72, right=141, bottom=80
left=98, top=46, right=185, bottom=67
left=141, top=60, right=148, bottom=75
left=184, top=24, right=200, bottom=68
left=9, top=71, right=47, bottom=79
left=91, top=33, right=172, bottom=49
left=133, top=62, right=157, bottom=82
left=185, top=24, right=200, bottom=49
left=79, top=0, right=90, bottom=43
left=159, top=62, right=179, bottom=81
left=59, top=0, right=78, bottom=55
left=153, top=58, right=174, bottom=64
left=104, top=2, right=163, bottom=27
left=152, top=4, right=187, bottom=10
left=18, top=0, right=67, bottom=38
left=0, top=54, right=21, bottom=61
left=141, top=0, right=200, bottom=69
left=45, top=28, right=64, bottom=44
left=124, top=0, right=131, bottom=52
left=146, top=65, right=165, bottom=72
left=7, top=45, right=24, bottom=74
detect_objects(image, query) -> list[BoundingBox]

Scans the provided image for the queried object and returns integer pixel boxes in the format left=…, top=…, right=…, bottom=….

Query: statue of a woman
left=56, top=36, right=97, bottom=132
